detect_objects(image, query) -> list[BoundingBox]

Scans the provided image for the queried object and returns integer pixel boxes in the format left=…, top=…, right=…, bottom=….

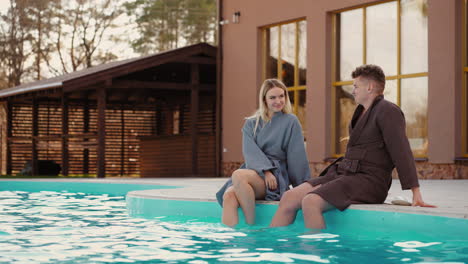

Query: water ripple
left=0, top=190, right=466, bottom=264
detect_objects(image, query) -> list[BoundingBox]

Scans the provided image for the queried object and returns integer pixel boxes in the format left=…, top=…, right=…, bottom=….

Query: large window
left=332, top=0, right=428, bottom=157
left=263, top=20, right=307, bottom=132
left=464, top=0, right=468, bottom=157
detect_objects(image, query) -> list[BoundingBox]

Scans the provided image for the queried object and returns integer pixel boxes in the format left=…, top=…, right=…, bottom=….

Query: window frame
left=331, top=0, right=429, bottom=158
left=261, top=18, right=307, bottom=118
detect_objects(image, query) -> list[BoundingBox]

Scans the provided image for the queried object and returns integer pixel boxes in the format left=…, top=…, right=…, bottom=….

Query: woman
left=216, top=79, right=311, bottom=227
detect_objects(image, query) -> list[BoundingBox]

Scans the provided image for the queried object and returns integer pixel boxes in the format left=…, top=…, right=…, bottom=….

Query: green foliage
left=124, top=0, right=216, bottom=55
left=0, top=0, right=216, bottom=88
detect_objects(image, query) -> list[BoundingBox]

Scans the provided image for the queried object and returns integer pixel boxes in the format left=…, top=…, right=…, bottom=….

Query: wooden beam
left=32, top=98, right=38, bottom=176
left=191, top=64, right=199, bottom=176
left=112, top=80, right=215, bottom=91
left=174, top=56, right=216, bottom=65
left=61, top=93, right=69, bottom=176
left=120, top=105, right=125, bottom=176
left=0, top=102, right=4, bottom=175
left=83, top=96, right=90, bottom=175
left=6, top=101, right=12, bottom=175
left=179, top=104, right=185, bottom=134
left=156, top=104, right=162, bottom=135
left=63, top=45, right=215, bottom=92
left=63, top=81, right=104, bottom=93
left=97, top=86, right=107, bottom=178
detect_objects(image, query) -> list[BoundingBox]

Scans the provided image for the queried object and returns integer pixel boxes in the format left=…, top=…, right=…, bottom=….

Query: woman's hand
left=264, top=171, right=277, bottom=190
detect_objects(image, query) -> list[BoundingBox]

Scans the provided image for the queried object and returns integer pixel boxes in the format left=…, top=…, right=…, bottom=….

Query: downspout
left=216, top=0, right=223, bottom=177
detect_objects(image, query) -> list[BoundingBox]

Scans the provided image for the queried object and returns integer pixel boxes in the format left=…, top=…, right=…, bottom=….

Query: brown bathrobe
left=308, top=95, right=420, bottom=211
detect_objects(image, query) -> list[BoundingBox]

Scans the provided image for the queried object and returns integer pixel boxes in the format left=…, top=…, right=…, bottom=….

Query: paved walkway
left=115, top=178, right=468, bottom=219
left=2, top=178, right=468, bottom=219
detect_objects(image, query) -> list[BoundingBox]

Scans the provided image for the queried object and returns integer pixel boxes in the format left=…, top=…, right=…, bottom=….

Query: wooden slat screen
left=8, top=102, right=156, bottom=176
left=9, top=104, right=33, bottom=174
left=140, top=134, right=215, bottom=177
left=140, top=94, right=216, bottom=177
left=7, top=95, right=216, bottom=177
left=37, top=103, right=62, bottom=170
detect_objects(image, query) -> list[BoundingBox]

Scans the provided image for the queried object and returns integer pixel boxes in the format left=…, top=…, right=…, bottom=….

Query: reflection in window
left=266, top=27, right=279, bottom=79
left=332, top=0, right=428, bottom=157
left=401, top=0, right=428, bottom=74
left=288, top=91, right=295, bottom=105
left=384, top=80, right=398, bottom=104
left=281, top=23, right=296, bottom=87
left=401, top=77, right=428, bottom=156
left=338, top=9, right=363, bottom=81
left=298, top=21, right=307, bottom=86
left=366, top=2, right=398, bottom=76
left=297, top=90, right=307, bottom=132
left=334, top=85, right=355, bottom=154
left=263, top=20, right=307, bottom=135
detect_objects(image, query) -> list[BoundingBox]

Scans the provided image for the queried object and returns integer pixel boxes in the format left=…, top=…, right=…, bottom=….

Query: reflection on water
left=0, top=190, right=467, bottom=264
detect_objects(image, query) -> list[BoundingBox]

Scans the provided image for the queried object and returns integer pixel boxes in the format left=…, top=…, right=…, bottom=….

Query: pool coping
left=1, top=178, right=467, bottom=219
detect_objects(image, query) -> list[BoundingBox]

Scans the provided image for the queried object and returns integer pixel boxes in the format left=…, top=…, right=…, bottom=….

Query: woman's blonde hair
left=248, top=78, right=293, bottom=135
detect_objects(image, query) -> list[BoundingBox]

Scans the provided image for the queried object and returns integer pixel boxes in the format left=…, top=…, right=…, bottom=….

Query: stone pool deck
left=2, top=178, right=468, bottom=219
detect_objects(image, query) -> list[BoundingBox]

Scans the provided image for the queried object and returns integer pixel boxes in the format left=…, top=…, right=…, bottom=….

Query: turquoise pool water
left=1, top=180, right=468, bottom=264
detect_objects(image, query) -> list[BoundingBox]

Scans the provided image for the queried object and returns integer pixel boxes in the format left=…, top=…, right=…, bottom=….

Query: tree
left=125, top=0, right=216, bottom=55
left=55, top=0, right=123, bottom=73
left=26, top=0, right=61, bottom=80
left=182, top=0, right=217, bottom=45
left=0, top=0, right=33, bottom=88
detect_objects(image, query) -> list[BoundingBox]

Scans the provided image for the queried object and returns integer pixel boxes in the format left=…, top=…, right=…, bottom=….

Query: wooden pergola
left=0, top=43, right=219, bottom=178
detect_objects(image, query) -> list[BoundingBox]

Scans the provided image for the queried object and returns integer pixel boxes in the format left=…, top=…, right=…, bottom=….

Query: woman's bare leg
left=301, top=193, right=335, bottom=229
left=270, top=183, right=320, bottom=227
left=231, top=169, right=266, bottom=225
left=222, top=186, right=240, bottom=227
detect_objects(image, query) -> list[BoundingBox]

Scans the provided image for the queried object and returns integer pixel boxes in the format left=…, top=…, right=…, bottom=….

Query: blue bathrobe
left=216, top=112, right=311, bottom=205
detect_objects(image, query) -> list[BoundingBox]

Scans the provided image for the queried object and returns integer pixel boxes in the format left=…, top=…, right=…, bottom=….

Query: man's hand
left=264, top=171, right=277, bottom=190
left=411, top=187, right=436, bottom=208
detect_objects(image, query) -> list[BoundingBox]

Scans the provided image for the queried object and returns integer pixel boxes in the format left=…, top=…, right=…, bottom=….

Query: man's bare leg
left=269, top=183, right=320, bottom=227
left=231, top=169, right=266, bottom=225
left=301, top=193, right=335, bottom=229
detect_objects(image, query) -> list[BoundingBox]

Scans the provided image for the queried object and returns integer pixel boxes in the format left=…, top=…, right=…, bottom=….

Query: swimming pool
left=1, top=180, right=468, bottom=263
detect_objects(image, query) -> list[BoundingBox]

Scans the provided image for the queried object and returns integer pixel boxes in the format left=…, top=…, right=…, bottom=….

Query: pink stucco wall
left=221, top=0, right=465, bottom=171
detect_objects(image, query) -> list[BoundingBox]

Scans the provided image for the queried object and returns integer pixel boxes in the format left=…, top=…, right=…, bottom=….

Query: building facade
left=220, top=0, right=468, bottom=179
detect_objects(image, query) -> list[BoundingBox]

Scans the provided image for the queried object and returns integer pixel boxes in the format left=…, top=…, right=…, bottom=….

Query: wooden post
left=155, top=103, right=162, bottom=135
left=61, top=93, right=69, bottom=176
left=191, top=64, right=199, bottom=176
left=83, top=96, right=89, bottom=174
left=97, top=86, right=107, bottom=178
left=0, top=102, right=5, bottom=175
left=32, top=97, right=39, bottom=176
left=6, top=101, right=12, bottom=175
left=120, top=105, right=125, bottom=176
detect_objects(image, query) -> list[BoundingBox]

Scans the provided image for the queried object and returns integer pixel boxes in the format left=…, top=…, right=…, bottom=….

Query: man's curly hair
left=351, top=64, right=385, bottom=88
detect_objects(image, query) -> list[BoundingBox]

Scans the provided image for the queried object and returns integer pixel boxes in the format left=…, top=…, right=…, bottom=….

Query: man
left=269, top=64, right=435, bottom=229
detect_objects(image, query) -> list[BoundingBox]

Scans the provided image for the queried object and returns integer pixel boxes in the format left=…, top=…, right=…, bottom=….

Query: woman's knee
left=231, top=170, right=249, bottom=186
left=223, top=189, right=239, bottom=206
